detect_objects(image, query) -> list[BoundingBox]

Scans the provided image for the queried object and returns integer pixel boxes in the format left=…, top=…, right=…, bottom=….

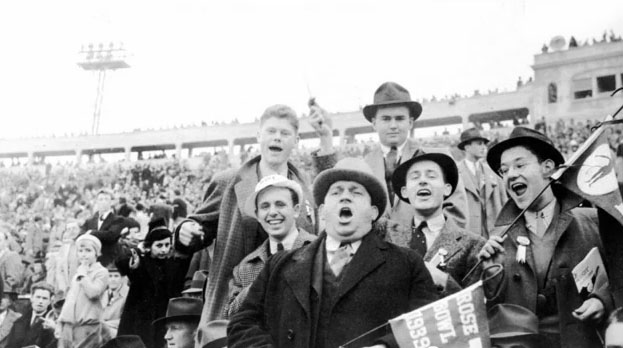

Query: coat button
left=287, top=329, right=295, bottom=340
left=513, top=273, right=521, bottom=281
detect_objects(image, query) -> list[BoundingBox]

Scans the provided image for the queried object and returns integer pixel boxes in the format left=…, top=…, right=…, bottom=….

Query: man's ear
left=369, top=206, right=379, bottom=222
left=400, top=186, right=408, bottom=200
left=443, top=183, right=452, bottom=198
left=293, top=203, right=301, bottom=219
left=541, top=159, right=556, bottom=177
left=318, top=204, right=326, bottom=222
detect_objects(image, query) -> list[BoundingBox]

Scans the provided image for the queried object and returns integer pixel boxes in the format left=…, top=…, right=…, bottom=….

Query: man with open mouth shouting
left=387, top=152, right=486, bottom=296
left=174, top=104, right=337, bottom=346
left=226, top=174, right=316, bottom=317
left=479, top=127, right=613, bottom=348
left=228, top=158, right=438, bottom=348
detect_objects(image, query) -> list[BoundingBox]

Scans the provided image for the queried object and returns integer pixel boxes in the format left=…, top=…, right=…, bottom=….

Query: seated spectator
left=0, top=289, right=21, bottom=348
left=7, top=282, right=56, bottom=348
left=153, top=297, right=203, bottom=348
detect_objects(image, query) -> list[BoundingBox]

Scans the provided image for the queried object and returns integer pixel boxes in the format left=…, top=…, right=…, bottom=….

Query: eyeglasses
left=497, top=160, right=539, bottom=177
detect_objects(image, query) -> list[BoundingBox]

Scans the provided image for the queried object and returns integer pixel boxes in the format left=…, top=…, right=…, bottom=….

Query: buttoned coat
left=364, top=139, right=469, bottom=230
left=457, top=159, right=507, bottom=238
left=227, top=232, right=439, bottom=348
left=485, top=188, right=613, bottom=348
left=0, top=309, right=22, bottom=348
left=176, top=154, right=335, bottom=333
left=386, top=217, right=486, bottom=293
left=227, top=229, right=316, bottom=317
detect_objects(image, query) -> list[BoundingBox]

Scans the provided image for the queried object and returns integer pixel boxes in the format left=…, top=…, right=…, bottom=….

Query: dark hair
left=31, top=282, right=54, bottom=297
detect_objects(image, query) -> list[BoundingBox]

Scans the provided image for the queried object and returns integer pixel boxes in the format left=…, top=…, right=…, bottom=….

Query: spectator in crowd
left=153, top=297, right=203, bottom=348
left=605, top=307, right=623, bottom=347
left=25, top=215, right=46, bottom=258
left=7, top=282, right=56, bottom=348
left=181, top=270, right=208, bottom=300
left=0, top=288, right=21, bottom=348
left=456, top=128, right=507, bottom=238
left=21, top=258, right=47, bottom=294
left=479, top=127, right=612, bottom=347
left=58, top=234, right=111, bottom=348
left=171, top=189, right=189, bottom=229
left=81, top=189, right=126, bottom=267
left=117, top=218, right=191, bottom=348
left=309, top=81, right=468, bottom=232
left=388, top=153, right=486, bottom=295
left=176, top=104, right=336, bottom=335
left=226, top=175, right=316, bottom=317
left=54, top=221, right=80, bottom=293
left=228, top=158, right=438, bottom=348
left=0, top=230, right=23, bottom=292
left=102, top=265, right=129, bottom=337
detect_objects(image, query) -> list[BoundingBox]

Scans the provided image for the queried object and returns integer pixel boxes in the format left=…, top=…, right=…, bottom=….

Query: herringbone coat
left=226, top=228, right=316, bottom=317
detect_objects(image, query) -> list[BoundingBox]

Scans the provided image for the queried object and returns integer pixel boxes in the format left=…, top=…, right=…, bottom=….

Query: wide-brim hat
left=488, top=304, right=540, bottom=338
left=243, top=175, right=304, bottom=218
left=100, top=335, right=147, bottom=348
left=182, top=270, right=208, bottom=294
left=200, top=320, right=228, bottom=348
left=392, top=153, right=458, bottom=203
left=457, top=127, right=490, bottom=150
left=313, top=158, right=387, bottom=220
left=362, top=82, right=422, bottom=123
left=152, top=297, right=203, bottom=326
left=487, top=126, right=564, bottom=175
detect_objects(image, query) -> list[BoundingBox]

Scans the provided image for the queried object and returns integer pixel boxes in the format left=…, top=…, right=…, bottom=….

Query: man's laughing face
left=257, top=117, right=299, bottom=168
left=499, top=146, right=553, bottom=210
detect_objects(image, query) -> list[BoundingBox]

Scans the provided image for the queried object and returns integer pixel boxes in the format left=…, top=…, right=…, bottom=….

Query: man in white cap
left=226, top=175, right=316, bottom=317
left=309, top=82, right=469, bottom=231
left=228, top=158, right=438, bottom=348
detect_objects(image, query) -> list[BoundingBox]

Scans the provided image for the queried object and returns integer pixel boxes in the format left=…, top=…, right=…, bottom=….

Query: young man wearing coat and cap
left=228, top=158, right=439, bottom=348
left=388, top=153, right=486, bottom=295
left=175, top=105, right=337, bottom=335
left=479, top=127, right=613, bottom=348
left=457, top=128, right=507, bottom=238
left=309, top=81, right=469, bottom=232
left=226, top=175, right=316, bottom=317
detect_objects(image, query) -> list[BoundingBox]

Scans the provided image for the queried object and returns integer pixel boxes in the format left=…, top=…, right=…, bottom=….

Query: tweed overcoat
left=227, top=232, right=439, bottom=348
left=457, top=159, right=507, bottom=238
left=226, top=228, right=316, bottom=317
left=364, top=138, right=469, bottom=230
left=484, top=187, right=613, bottom=348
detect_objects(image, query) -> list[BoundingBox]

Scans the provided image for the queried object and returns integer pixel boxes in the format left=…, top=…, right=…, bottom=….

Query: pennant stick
left=338, top=322, right=389, bottom=348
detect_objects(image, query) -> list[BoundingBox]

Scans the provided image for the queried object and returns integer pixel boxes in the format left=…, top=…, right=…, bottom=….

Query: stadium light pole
left=77, top=42, right=130, bottom=135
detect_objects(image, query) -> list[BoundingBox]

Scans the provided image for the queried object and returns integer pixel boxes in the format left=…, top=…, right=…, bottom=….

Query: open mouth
left=416, top=189, right=431, bottom=197
left=268, top=146, right=283, bottom=152
left=339, top=207, right=353, bottom=220
left=510, top=182, right=528, bottom=196
left=266, top=218, right=284, bottom=226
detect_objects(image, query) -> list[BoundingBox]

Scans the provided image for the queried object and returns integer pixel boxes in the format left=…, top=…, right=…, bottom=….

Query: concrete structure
left=3, top=37, right=623, bottom=164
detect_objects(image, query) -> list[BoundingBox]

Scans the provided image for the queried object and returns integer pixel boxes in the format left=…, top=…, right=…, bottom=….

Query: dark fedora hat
left=100, top=335, right=147, bottom=348
left=457, top=128, right=489, bottom=150
left=362, top=82, right=423, bottom=122
left=313, top=157, right=387, bottom=220
left=152, top=297, right=203, bottom=326
left=182, top=270, right=209, bottom=294
left=488, top=304, right=540, bottom=338
left=487, top=126, right=564, bottom=175
left=392, top=153, right=459, bottom=203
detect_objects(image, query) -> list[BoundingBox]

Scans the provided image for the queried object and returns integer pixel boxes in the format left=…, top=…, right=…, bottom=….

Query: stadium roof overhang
left=182, top=140, right=229, bottom=148
left=344, top=115, right=463, bottom=136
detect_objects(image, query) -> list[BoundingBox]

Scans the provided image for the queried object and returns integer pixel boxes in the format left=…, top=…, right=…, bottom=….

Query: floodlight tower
left=77, top=42, right=130, bottom=135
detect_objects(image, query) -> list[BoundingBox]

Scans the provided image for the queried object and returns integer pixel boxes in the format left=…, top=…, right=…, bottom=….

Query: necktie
left=385, top=147, right=398, bottom=205
left=277, top=243, right=284, bottom=252
left=477, top=162, right=489, bottom=238
left=410, top=221, right=428, bottom=257
left=329, top=243, right=353, bottom=277
left=536, top=211, right=547, bottom=237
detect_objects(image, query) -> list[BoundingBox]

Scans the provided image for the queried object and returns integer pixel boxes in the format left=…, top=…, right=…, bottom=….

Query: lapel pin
left=516, top=236, right=530, bottom=264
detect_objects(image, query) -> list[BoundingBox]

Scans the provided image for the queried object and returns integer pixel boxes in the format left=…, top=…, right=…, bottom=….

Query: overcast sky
left=0, top=0, right=622, bottom=139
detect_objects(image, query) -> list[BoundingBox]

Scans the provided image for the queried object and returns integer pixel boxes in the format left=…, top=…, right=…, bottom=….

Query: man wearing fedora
left=153, top=297, right=203, bottom=348
left=387, top=153, right=486, bottom=295
left=226, top=175, right=316, bottom=317
left=182, top=270, right=208, bottom=300
left=479, top=127, right=613, bottom=348
left=457, top=127, right=507, bottom=238
left=309, top=81, right=469, bottom=231
left=175, top=104, right=336, bottom=339
left=228, top=158, right=438, bottom=348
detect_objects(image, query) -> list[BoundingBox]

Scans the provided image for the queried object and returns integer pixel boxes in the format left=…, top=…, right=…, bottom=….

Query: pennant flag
left=551, top=115, right=623, bottom=226
left=389, top=282, right=490, bottom=348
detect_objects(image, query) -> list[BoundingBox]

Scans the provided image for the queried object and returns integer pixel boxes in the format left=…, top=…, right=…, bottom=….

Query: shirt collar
left=380, top=140, right=408, bottom=159
left=413, top=212, right=446, bottom=233
left=524, top=198, right=557, bottom=234
left=99, top=211, right=112, bottom=221
left=269, top=228, right=300, bottom=254
left=325, top=234, right=362, bottom=254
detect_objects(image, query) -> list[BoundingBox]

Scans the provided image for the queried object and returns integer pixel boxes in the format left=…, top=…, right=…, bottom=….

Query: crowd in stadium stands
left=1, top=113, right=623, bottom=348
